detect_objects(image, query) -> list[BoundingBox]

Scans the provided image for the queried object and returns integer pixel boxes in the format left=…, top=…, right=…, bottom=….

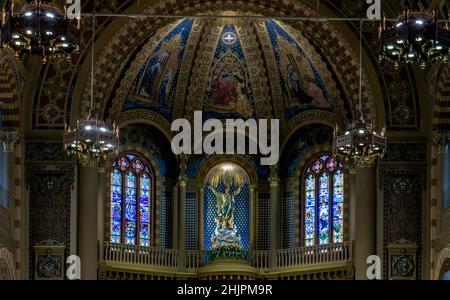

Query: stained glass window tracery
left=110, top=154, right=152, bottom=246
left=304, top=155, right=344, bottom=246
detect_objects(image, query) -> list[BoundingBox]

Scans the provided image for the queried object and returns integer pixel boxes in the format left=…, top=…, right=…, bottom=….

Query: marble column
left=78, top=166, right=98, bottom=280
left=353, top=166, right=377, bottom=279
left=269, top=166, right=280, bottom=270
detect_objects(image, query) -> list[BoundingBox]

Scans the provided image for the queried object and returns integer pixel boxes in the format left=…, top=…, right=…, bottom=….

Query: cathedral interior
left=1, top=0, right=450, bottom=281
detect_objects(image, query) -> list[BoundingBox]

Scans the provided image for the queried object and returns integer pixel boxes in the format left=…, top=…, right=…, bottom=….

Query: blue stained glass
left=125, top=172, right=137, bottom=245
left=318, top=172, right=329, bottom=245
left=332, top=171, right=344, bottom=243
left=140, top=173, right=151, bottom=246
left=305, top=175, right=316, bottom=246
left=111, top=169, right=122, bottom=243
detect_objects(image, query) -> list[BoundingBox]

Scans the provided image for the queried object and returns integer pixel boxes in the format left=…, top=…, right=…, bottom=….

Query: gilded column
left=269, top=166, right=280, bottom=270
left=177, top=156, right=187, bottom=271
left=78, top=166, right=99, bottom=279
left=250, top=184, right=257, bottom=250
left=172, top=181, right=179, bottom=248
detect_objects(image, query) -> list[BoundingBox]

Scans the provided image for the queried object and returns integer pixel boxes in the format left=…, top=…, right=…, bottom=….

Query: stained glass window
left=304, top=155, right=345, bottom=246
left=110, top=154, right=152, bottom=246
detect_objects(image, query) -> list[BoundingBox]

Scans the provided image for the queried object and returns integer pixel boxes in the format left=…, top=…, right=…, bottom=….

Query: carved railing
left=250, top=250, right=271, bottom=271
left=276, top=242, right=352, bottom=269
left=104, top=243, right=179, bottom=268
left=103, top=242, right=352, bottom=272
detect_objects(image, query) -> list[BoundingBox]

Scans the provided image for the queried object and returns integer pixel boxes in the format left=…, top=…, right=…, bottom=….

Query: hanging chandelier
left=379, top=1, right=449, bottom=70
left=63, top=112, right=119, bottom=166
left=334, top=22, right=387, bottom=174
left=333, top=115, right=387, bottom=174
left=63, top=15, right=118, bottom=168
left=0, top=0, right=80, bottom=63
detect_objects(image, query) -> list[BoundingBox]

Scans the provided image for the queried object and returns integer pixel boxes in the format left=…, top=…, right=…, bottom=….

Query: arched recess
left=104, top=150, right=158, bottom=247
left=104, top=123, right=177, bottom=248
left=0, top=247, right=15, bottom=280
left=279, top=123, right=336, bottom=248
left=300, top=153, right=347, bottom=247
left=117, top=109, right=173, bottom=142
left=71, top=0, right=383, bottom=131
left=196, top=155, right=258, bottom=251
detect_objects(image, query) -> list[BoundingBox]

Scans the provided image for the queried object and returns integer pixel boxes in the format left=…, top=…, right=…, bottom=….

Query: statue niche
left=204, top=163, right=250, bottom=252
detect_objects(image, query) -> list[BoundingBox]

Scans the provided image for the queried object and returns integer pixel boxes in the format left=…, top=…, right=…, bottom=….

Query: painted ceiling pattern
left=119, top=17, right=339, bottom=123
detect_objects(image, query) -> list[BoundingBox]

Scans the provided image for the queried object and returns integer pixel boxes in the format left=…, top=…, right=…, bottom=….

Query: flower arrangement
left=207, top=245, right=248, bottom=261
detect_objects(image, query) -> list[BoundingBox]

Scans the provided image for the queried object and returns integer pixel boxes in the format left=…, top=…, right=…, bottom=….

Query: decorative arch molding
left=0, top=247, right=15, bottom=280
left=104, top=146, right=163, bottom=247
left=282, top=110, right=336, bottom=153
left=293, top=144, right=333, bottom=179
left=0, top=54, right=22, bottom=131
left=433, top=64, right=450, bottom=133
left=117, top=109, right=173, bottom=142
left=74, top=0, right=379, bottom=128
left=196, top=155, right=258, bottom=186
left=435, top=247, right=450, bottom=280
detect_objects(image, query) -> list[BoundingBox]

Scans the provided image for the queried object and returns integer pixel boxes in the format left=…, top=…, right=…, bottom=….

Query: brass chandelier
left=334, top=22, right=387, bottom=174
left=0, top=0, right=80, bottom=63
left=379, top=0, right=449, bottom=69
left=63, top=16, right=118, bottom=168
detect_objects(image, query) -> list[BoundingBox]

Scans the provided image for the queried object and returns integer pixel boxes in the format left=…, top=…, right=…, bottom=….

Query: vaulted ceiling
left=0, top=0, right=448, bottom=142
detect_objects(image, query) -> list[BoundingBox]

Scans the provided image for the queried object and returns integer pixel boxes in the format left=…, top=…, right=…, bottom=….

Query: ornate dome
left=111, top=15, right=345, bottom=123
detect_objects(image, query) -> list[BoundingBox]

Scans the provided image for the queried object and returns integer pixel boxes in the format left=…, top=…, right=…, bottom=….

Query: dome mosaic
left=114, top=15, right=344, bottom=122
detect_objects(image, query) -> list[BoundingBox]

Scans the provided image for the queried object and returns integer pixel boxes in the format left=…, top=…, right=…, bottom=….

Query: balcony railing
left=104, top=243, right=179, bottom=268
left=103, top=241, right=352, bottom=272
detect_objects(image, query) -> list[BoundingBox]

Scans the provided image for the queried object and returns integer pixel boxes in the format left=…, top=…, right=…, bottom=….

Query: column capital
left=0, top=130, right=19, bottom=152
left=177, top=175, right=188, bottom=187
left=433, top=133, right=450, bottom=154
left=269, top=165, right=280, bottom=187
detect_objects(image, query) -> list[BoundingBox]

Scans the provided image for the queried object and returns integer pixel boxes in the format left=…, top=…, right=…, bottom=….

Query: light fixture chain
left=359, top=20, right=363, bottom=115
left=91, top=12, right=95, bottom=114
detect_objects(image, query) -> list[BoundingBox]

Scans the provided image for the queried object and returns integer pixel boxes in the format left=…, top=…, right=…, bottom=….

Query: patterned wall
left=26, top=167, right=74, bottom=279
left=380, top=142, right=426, bottom=280
left=160, top=189, right=173, bottom=249
left=185, top=192, right=197, bottom=250
left=257, top=192, right=270, bottom=250
left=282, top=192, right=295, bottom=249
left=25, top=142, right=74, bottom=279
